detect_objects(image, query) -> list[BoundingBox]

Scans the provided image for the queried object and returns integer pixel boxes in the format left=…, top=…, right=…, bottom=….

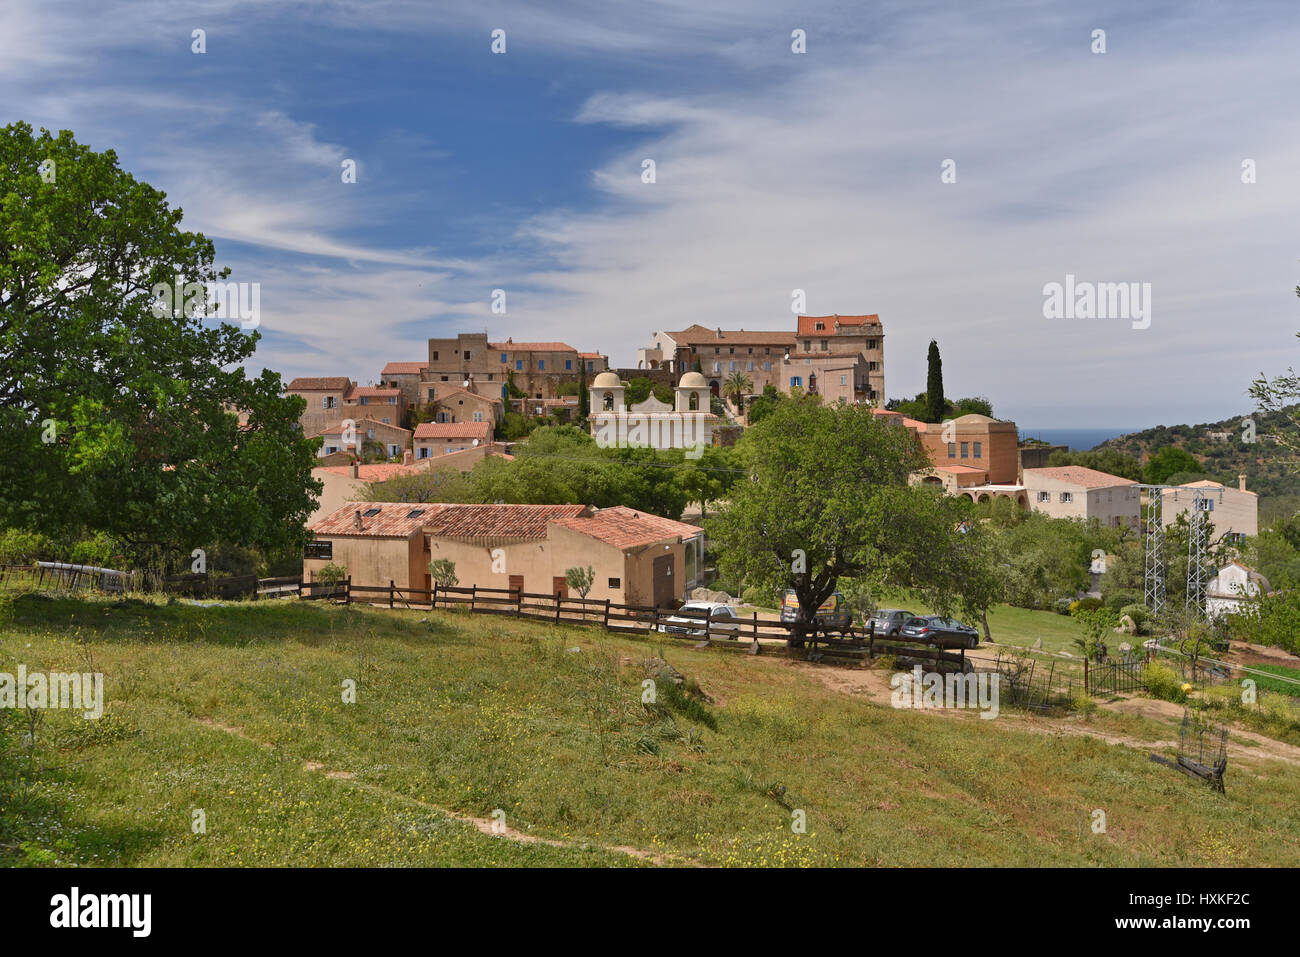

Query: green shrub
left=317, top=562, right=349, bottom=586
left=1142, top=662, right=1187, bottom=703
left=1053, top=598, right=1073, bottom=615
left=1119, top=604, right=1150, bottom=634
left=1106, top=592, right=1138, bottom=612
left=1071, top=597, right=1103, bottom=614
left=0, top=528, right=58, bottom=565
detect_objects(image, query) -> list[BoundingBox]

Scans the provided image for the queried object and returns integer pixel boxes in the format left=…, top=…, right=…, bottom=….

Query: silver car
left=867, top=608, right=915, bottom=637
left=658, top=602, right=743, bottom=637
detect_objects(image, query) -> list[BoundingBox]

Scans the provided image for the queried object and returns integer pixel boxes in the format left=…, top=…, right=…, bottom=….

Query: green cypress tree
left=925, top=340, right=946, bottom=423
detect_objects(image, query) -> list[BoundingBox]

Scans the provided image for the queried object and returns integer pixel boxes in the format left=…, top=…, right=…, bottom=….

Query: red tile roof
left=310, top=501, right=441, bottom=538
left=426, top=504, right=588, bottom=543
left=551, top=505, right=702, bottom=549
left=414, top=421, right=493, bottom=442
left=796, top=314, right=881, bottom=337
left=288, top=376, right=351, bottom=392
left=488, top=341, right=577, bottom=352
left=666, top=324, right=796, bottom=346
left=381, top=361, right=428, bottom=375
left=346, top=386, right=402, bottom=399
left=578, top=352, right=605, bottom=359
left=317, top=463, right=423, bottom=482
left=313, top=418, right=412, bottom=438
left=1024, top=466, right=1136, bottom=489
left=1168, top=480, right=1257, bottom=497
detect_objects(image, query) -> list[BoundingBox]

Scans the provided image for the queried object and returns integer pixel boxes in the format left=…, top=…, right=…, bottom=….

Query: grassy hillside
left=2, top=594, right=1297, bottom=867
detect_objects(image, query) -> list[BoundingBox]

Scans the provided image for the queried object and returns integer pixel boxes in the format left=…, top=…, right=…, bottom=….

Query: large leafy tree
left=0, top=123, right=319, bottom=564
left=706, top=397, right=999, bottom=646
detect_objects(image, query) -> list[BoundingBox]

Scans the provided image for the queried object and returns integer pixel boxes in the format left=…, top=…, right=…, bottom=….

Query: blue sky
left=3, top=0, right=1299, bottom=428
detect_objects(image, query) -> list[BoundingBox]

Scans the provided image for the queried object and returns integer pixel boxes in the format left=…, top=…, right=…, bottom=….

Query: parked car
left=658, top=602, right=744, bottom=637
left=867, top=608, right=915, bottom=637
left=780, top=589, right=853, bottom=634
left=899, top=615, right=980, bottom=649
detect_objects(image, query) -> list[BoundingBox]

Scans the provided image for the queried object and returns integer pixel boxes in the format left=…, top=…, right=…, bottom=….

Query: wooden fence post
left=1084, top=656, right=1090, bottom=694
left=345, top=576, right=352, bottom=604
left=389, top=580, right=395, bottom=609
left=470, top=585, right=476, bottom=614
left=603, top=598, right=611, bottom=630
left=515, top=588, right=522, bottom=617
left=651, top=606, right=659, bottom=635
left=555, top=593, right=562, bottom=625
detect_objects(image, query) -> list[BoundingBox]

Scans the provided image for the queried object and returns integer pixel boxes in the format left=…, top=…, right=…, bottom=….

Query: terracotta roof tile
left=414, top=421, right=493, bottom=441
left=310, top=501, right=441, bottom=538
left=426, top=504, right=587, bottom=543
left=666, top=324, right=796, bottom=346
left=796, top=314, right=881, bottom=337
left=1023, top=466, right=1136, bottom=489
left=488, top=341, right=577, bottom=352
left=381, top=362, right=428, bottom=375
left=288, top=376, right=351, bottom=392
left=346, top=386, right=402, bottom=399
left=551, top=505, right=702, bottom=549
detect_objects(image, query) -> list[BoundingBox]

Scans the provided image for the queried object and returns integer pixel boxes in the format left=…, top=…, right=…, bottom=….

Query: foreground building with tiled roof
left=1019, top=466, right=1140, bottom=527
left=305, top=503, right=703, bottom=605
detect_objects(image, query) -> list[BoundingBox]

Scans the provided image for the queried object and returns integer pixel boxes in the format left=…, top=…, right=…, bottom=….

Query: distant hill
left=1096, top=406, right=1299, bottom=519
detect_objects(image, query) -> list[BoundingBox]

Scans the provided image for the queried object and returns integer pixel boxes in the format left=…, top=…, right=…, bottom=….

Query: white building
left=1206, top=561, right=1270, bottom=618
left=588, top=371, right=718, bottom=456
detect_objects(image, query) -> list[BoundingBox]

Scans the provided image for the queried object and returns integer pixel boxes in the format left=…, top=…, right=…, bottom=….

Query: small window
left=432, top=351, right=439, bottom=360
left=973, top=441, right=982, bottom=458
left=407, top=508, right=425, bottom=518
left=607, top=577, right=621, bottom=589
left=840, top=374, right=848, bottom=386
left=363, top=507, right=381, bottom=517
left=1060, top=492, right=1073, bottom=504
left=473, top=411, right=483, bottom=422
left=947, top=443, right=956, bottom=458
left=960, top=442, right=969, bottom=458
left=515, top=360, right=523, bottom=371
left=538, top=360, right=545, bottom=370
left=500, top=353, right=508, bottom=363
left=1037, top=491, right=1050, bottom=503
left=464, top=351, right=471, bottom=361
left=565, top=359, right=572, bottom=370
left=790, top=376, right=802, bottom=388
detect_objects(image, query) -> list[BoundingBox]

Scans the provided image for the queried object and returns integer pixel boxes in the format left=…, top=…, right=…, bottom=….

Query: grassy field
left=2, top=592, right=1297, bottom=867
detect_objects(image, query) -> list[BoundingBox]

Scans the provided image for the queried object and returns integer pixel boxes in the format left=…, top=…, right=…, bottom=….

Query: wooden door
left=509, top=575, right=524, bottom=600
left=653, top=554, right=675, bottom=608
left=552, top=576, right=568, bottom=599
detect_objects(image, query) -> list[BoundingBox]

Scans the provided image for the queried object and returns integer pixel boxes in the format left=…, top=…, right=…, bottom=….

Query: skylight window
left=363, top=507, right=381, bottom=517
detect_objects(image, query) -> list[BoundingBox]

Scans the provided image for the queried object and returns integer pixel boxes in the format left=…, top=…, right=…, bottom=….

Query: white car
left=658, top=602, right=744, bottom=637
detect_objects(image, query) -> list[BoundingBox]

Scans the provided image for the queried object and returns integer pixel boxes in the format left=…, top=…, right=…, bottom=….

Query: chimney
left=349, top=461, right=359, bottom=479
left=1238, top=473, right=1247, bottom=492
left=716, top=327, right=723, bottom=339
left=352, top=510, right=363, bottom=530
left=403, top=450, right=413, bottom=465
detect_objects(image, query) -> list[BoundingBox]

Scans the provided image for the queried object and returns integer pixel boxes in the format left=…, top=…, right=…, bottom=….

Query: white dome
left=592, top=371, right=622, bottom=388
left=678, top=371, right=708, bottom=389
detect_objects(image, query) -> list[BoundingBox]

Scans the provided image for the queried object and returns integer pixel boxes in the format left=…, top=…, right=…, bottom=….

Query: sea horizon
left=1016, top=427, right=1141, bottom=451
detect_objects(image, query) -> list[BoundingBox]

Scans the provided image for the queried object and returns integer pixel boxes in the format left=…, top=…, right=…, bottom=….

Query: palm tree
left=722, top=371, right=753, bottom=416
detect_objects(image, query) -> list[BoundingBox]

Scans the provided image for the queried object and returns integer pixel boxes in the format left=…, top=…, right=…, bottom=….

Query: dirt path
left=794, top=661, right=1300, bottom=768
left=194, top=714, right=699, bottom=866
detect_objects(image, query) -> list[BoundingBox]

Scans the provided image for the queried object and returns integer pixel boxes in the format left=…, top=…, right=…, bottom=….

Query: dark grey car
left=899, top=615, right=980, bottom=649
